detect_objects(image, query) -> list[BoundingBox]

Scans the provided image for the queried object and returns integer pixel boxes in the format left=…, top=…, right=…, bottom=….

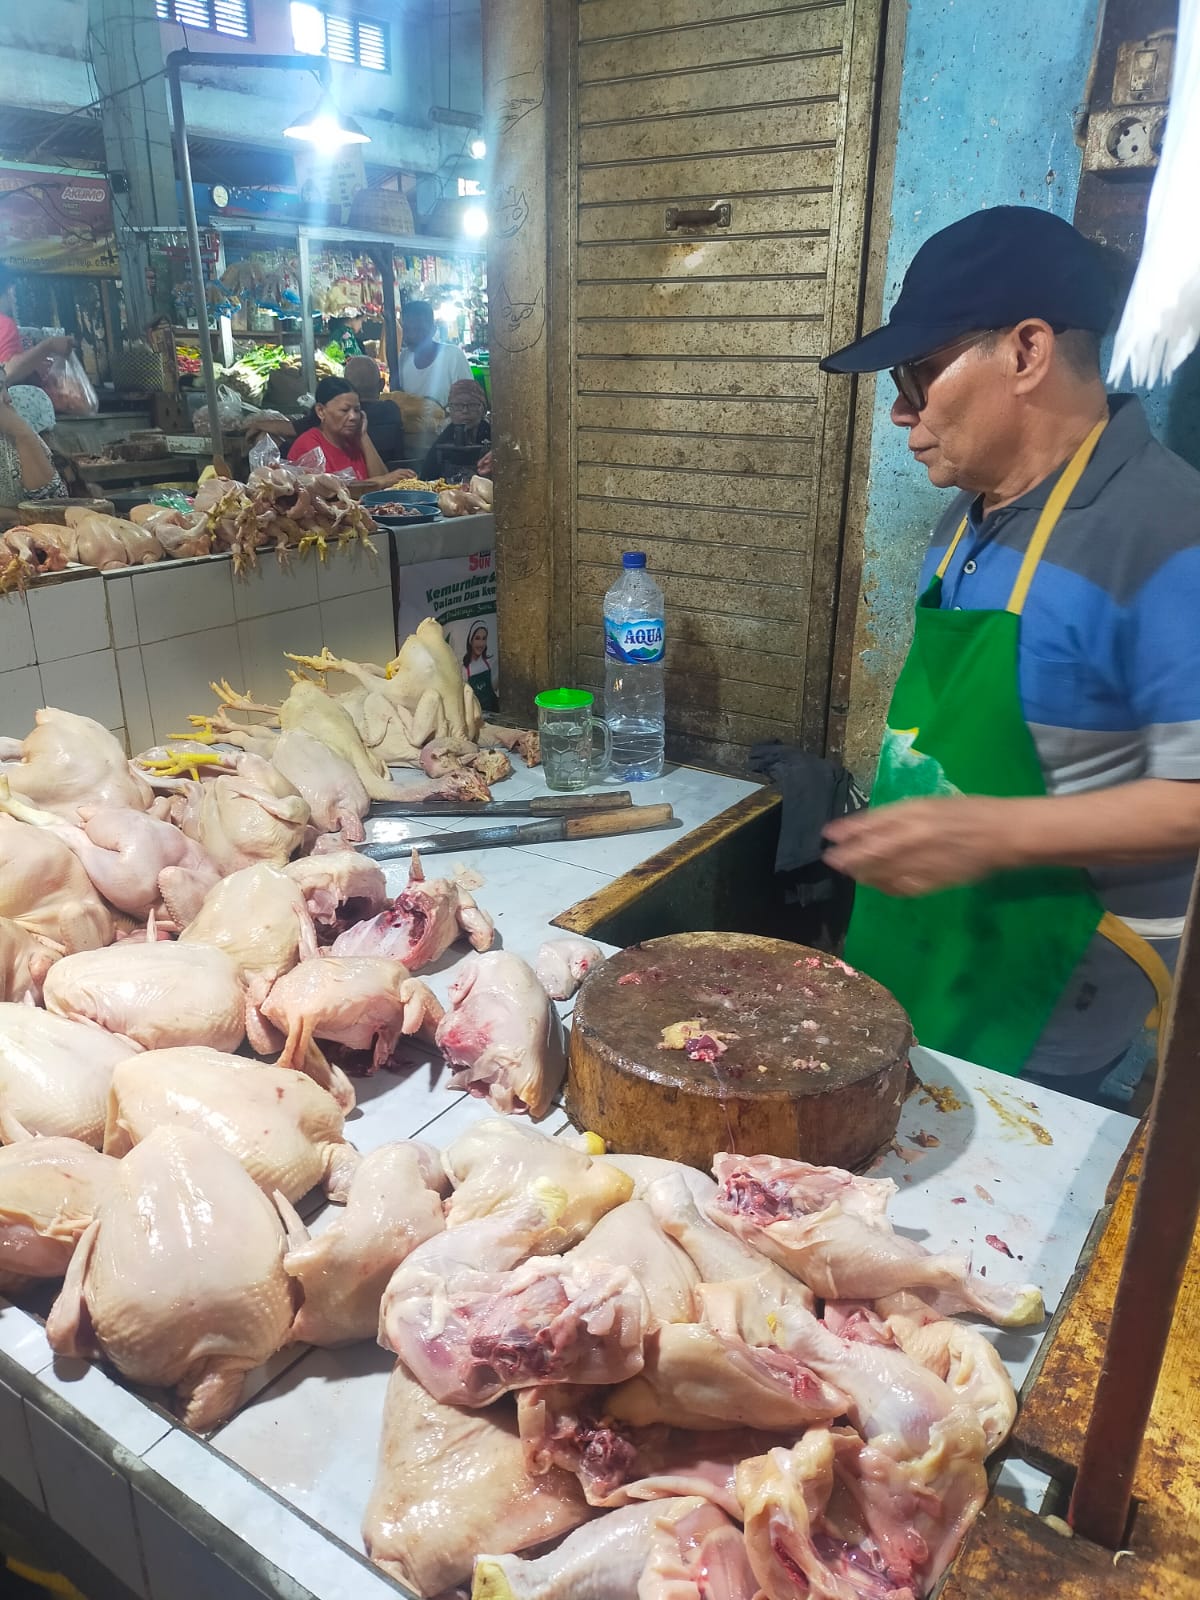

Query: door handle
left=665, top=203, right=731, bottom=231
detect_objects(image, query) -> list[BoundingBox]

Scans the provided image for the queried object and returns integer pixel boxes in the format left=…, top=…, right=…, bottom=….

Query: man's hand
left=823, top=796, right=1013, bottom=896
left=46, top=335, right=75, bottom=358
left=382, top=468, right=418, bottom=485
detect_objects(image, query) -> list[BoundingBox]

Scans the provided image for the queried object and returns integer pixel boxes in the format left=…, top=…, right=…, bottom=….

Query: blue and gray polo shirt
left=918, top=395, right=1200, bottom=1076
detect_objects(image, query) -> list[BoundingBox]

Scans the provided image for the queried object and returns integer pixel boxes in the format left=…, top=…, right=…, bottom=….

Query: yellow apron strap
left=1006, top=418, right=1108, bottom=615
left=1097, top=911, right=1174, bottom=1033
left=935, top=516, right=969, bottom=581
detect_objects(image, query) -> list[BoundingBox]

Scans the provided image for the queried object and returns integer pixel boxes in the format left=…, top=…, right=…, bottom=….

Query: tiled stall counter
left=0, top=513, right=494, bottom=750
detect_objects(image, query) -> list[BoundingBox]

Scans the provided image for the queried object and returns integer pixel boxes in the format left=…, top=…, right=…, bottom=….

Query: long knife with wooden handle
left=357, top=803, right=675, bottom=861
left=369, top=791, right=634, bottom=819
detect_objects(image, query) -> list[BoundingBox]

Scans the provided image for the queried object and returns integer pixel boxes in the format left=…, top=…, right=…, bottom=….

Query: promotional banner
left=291, top=146, right=366, bottom=227
left=396, top=546, right=499, bottom=714
left=0, top=164, right=117, bottom=275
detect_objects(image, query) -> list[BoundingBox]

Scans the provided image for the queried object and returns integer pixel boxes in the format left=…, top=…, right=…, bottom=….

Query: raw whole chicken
left=276, top=1141, right=446, bottom=1346
left=707, top=1154, right=1044, bottom=1328
left=0, top=785, right=219, bottom=924
left=565, top=1199, right=699, bottom=1325
left=44, top=942, right=246, bottom=1055
left=46, top=1126, right=295, bottom=1430
left=0, top=815, right=115, bottom=956
left=64, top=508, right=162, bottom=567
left=103, top=1047, right=359, bottom=1203
left=441, top=1119, right=632, bottom=1242
left=605, top=1320, right=848, bottom=1433
left=362, top=1361, right=590, bottom=1596
left=435, top=952, right=566, bottom=1119
left=178, top=863, right=322, bottom=1065
left=0, top=1135, right=118, bottom=1292
left=737, top=1418, right=987, bottom=1600
left=0, top=1003, right=135, bottom=1147
left=1, top=709, right=152, bottom=818
left=331, top=850, right=494, bottom=970
left=270, top=728, right=369, bottom=841
left=283, top=850, right=387, bottom=940
left=472, top=1496, right=757, bottom=1600
left=380, top=1249, right=650, bottom=1406
left=261, top=956, right=443, bottom=1080
left=140, top=506, right=211, bottom=560
left=177, top=754, right=309, bottom=874
left=534, top=936, right=604, bottom=1000
left=0, top=917, right=58, bottom=1003
left=2, top=525, right=71, bottom=575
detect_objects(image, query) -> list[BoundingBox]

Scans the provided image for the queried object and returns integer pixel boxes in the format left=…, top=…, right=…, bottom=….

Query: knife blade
left=369, top=790, right=633, bottom=819
left=357, top=802, right=675, bottom=861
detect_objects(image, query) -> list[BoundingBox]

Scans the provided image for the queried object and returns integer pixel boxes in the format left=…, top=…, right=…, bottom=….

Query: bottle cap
left=622, top=552, right=647, bottom=568
left=535, top=687, right=594, bottom=710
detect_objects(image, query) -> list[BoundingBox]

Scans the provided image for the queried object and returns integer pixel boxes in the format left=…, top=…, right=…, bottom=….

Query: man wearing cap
left=821, top=206, right=1200, bottom=1101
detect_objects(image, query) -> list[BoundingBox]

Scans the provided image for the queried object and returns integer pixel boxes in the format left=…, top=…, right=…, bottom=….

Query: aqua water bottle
left=603, top=552, right=665, bottom=781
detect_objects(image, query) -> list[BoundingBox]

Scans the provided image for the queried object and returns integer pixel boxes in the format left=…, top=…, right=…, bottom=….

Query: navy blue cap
left=822, top=206, right=1118, bottom=374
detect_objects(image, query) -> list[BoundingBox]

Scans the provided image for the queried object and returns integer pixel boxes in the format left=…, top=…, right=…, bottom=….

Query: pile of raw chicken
left=0, top=462, right=379, bottom=591
left=0, top=611, right=1043, bottom=1600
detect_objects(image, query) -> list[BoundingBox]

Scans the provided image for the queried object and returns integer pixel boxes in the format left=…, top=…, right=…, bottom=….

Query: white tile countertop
left=0, top=757, right=1135, bottom=1600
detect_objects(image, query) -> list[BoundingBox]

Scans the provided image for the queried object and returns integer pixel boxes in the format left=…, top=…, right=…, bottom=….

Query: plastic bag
left=150, top=490, right=194, bottom=512
left=42, top=352, right=98, bottom=417
left=249, top=433, right=282, bottom=471
left=194, top=384, right=247, bottom=434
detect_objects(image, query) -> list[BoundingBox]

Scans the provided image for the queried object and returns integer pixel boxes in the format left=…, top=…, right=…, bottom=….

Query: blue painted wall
left=843, top=0, right=1200, bottom=776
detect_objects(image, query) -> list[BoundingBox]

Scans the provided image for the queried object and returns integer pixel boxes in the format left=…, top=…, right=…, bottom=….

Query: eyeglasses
left=890, top=330, right=995, bottom=412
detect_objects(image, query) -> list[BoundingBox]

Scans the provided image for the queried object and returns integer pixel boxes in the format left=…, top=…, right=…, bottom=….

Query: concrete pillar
left=88, top=0, right=177, bottom=337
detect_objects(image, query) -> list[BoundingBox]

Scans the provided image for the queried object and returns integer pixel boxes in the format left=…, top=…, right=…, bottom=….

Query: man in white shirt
left=397, top=301, right=472, bottom=409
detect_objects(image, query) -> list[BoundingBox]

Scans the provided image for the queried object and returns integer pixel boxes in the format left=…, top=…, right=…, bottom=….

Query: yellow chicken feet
left=209, top=679, right=281, bottom=719
left=137, top=747, right=229, bottom=782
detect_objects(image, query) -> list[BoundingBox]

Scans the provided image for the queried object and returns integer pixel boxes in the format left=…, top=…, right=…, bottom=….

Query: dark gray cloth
left=748, top=742, right=865, bottom=907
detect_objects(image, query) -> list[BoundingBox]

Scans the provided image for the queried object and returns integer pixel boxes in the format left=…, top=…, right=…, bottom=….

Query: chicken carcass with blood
left=0, top=1136, right=118, bottom=1292
left=0, top=1003, right=136, bottom=1147
left=178, top=863, right=322, bottom=1061
left=708, top=1153, right=1045, bottom=1328
left=46, top=1126, right=295, bottom=1431
left=0, top=815, right=115, bottom=956
left=261, top=955, right=442, bottom=1081
left=363, top=1362, right=590, bottom=1597
left=331, top=849, right=494, bottom=970
left=270, top=728, right=369, bottom=841
left=276, top=1141, right=446, bottom=1346
left=380, top=1248, right=650, bottom=1407
left=283, top=850, right=387, bottom=940
left=1, top=709, right=152, bottom=818
left=44, top=941, right=246, bottom=1054
left=441, top=1118, right=632, bottom=1242
left=104, top=1047, right=358, bottom=1203
left=534, top=936, right=604, bottom=1001
left=435, top=951, right=566, bottom=1120
left=472, top=1496, right=758, bottom=1600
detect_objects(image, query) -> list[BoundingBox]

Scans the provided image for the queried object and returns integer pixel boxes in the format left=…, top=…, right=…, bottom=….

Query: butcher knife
left=369, top=790, right=633, bottom=819
left=357, top=802, right=675, bottom=861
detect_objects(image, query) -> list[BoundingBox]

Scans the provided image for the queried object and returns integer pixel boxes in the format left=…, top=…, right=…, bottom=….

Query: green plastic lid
left=535, top=687, right=594, bottom=709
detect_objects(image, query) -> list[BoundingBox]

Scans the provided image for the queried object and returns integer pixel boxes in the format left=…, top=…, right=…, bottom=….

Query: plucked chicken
left=441, top=1118, right=632, bottom=1242
left=0, top=917, right=58, bottom=1003
left=46, top=1126, right=295, bottom=1430
left=103, top=1047, right=359, bottom=1203
left=63, top=508, right=162, bottom=567
left=534, top=936, right=604, bottom=1001
left=283, top=850, right=387, bottom=940
left=270, top=728, right=369, bottom=841
left=276, top=1141, right=445, bottom=1346
left=362, top=1363, right=590, bottom=1596
left=175, top=754, right=310, bottom=874
left=0, top=1003, right=135, bottom=1147
left=0, top=814, right=114, bottom=955
left=435, top=951, right=566, bottom=1119
left=331, top=850, right=494, bottom=970
left=0, top=1135, right=118, bottom=1292
left=380, top=1248, right=650, bottom=1406
left=1, top=709, right=152, bottom=818
left=261, top=956, right=442, bottom=1080
left=44, top=942, right=246, bottom=1055
left=708, top=1154, right=1044, bottom=1328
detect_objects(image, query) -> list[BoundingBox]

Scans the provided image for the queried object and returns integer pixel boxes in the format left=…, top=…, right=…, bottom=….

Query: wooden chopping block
left=567, top=931, right=913, bottom=1172
left=8, top=497, right=114, bottom=528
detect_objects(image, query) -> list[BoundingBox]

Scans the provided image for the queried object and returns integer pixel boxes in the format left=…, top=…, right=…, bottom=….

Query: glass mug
left=535, top=688, right=612, bottom=791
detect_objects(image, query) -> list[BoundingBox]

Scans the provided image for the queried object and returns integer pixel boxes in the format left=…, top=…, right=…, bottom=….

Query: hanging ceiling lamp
left=284, top=90, right=371, bottom=152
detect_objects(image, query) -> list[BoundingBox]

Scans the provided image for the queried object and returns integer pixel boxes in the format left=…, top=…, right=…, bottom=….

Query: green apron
left=845, top=421, right=1171, bottom=1075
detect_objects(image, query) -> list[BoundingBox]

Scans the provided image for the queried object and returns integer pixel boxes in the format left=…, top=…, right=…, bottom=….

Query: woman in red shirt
left=0, top=267, right=75, bottom=384
left=288, top=376, right=413, bottom=487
